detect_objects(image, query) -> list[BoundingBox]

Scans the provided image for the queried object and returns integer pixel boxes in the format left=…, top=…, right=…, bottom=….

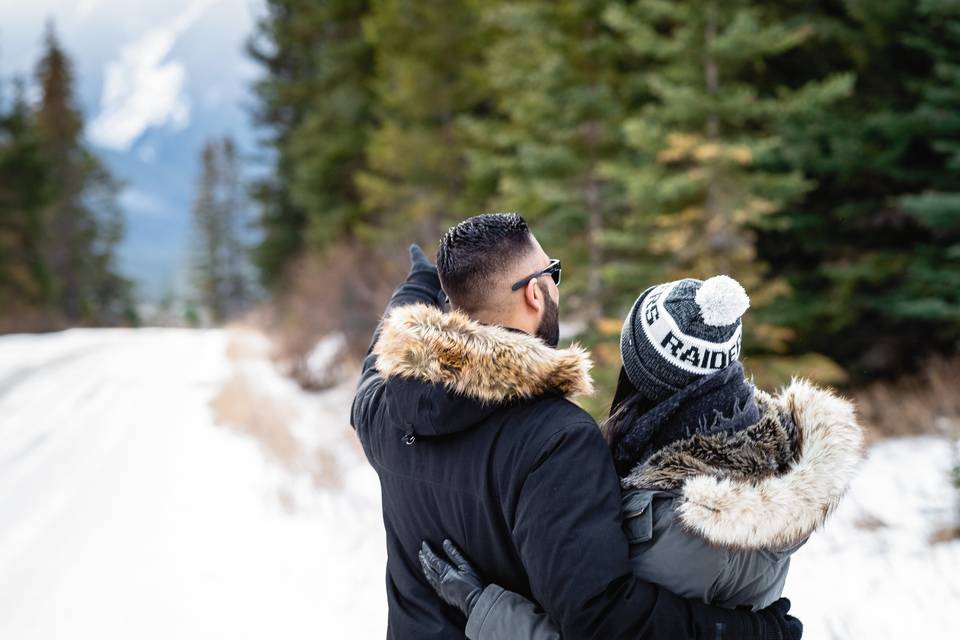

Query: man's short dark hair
left=437, top=213, right=534, bottom=312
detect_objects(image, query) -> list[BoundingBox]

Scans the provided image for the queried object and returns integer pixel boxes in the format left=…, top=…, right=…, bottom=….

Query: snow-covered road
left=0, top=328, right=386, bottom=639
left=0, top=328, right=957, bottom=639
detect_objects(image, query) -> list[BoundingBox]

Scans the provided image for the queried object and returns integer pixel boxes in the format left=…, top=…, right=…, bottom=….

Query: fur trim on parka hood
left=374, top=304, right=594, bottom=404
left=622, top=379, right=864, bottom=551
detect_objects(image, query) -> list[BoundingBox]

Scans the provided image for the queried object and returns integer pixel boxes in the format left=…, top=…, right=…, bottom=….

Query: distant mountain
left=0, top=0, right=264, bottom=300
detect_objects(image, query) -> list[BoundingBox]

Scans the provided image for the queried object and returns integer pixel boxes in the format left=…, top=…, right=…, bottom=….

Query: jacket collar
left=623, top=379, right=864, bottom=550
left=374, top=303, right=594, bottom=404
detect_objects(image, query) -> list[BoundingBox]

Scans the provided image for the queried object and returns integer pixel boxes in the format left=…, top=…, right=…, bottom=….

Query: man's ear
left=523, top=279, right=543, bottom=314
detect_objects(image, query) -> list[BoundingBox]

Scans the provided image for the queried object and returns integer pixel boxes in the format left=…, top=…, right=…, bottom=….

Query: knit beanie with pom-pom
left=619, top=275, right=751, bottom=403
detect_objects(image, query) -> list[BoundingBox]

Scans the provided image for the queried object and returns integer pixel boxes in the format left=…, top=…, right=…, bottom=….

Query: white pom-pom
left=694, top=275, right=750, bottom=327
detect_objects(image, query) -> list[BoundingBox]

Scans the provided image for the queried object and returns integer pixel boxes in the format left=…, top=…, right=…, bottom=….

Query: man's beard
left=535, top=280, right=560, bottom=348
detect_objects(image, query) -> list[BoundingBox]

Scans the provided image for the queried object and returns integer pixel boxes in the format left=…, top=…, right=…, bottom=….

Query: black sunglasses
left=511, top=259, right=562, bottom=291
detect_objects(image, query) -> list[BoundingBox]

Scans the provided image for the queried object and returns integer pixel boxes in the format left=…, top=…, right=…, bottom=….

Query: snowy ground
left=0, top=328, right=385, bottom=639
left=1, top=328, right=958, bottom=639
left=786, top=435, right=960, bottom=638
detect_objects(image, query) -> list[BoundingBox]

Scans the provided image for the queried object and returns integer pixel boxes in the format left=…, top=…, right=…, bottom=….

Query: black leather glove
left=408, top=243, right=435, bottom=273
left=407, top=244, right=439, bottom=287
left=404, top=244, right=448, bottom=309
left=758, top=598, right=803, bottom=640
left=419, top=540, right=484, bottom=617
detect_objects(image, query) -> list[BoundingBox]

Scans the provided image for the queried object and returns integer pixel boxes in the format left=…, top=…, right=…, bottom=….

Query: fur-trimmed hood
left=622, top=379, right=864, bottom=550
left=374, top=303, right=594, bottom=405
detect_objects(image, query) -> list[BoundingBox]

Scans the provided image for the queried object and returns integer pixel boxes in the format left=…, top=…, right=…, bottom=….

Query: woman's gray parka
left=463, top=380, right=864, bottom=640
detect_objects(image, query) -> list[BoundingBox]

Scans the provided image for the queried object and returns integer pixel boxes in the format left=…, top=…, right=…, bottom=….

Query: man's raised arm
left=351, top=244, right=447, bottom=433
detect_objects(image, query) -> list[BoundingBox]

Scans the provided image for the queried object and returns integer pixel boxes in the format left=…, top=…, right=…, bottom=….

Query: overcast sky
left=0, top=0, right=265, bottom=299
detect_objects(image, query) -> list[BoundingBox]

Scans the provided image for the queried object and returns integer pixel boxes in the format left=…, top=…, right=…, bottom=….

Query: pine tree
left=33, top=23, right=131, bottom=324
left=757, top=1, right=956, bottom=377
left=248, top=0, right=374, bottom=286
left=0, top=79, right=52, bottom=320
left=601, top=1, right=853, bottom=350
left=190, top=137, right=254, bottom=323
left=191, top=142, right=225, bottom=322
left=895, top=0, right=960, bottom=345
left=35, top=23, right=86, bottom=320
left=356, top=0, right=486, bottom=245
left=219, top=138, right=254, bottom=310
left=463, top=0, right=633, bottom=321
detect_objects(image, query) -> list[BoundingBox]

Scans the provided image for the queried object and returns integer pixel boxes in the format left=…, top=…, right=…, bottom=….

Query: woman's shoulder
left=620, top=379, right=864, bottom=551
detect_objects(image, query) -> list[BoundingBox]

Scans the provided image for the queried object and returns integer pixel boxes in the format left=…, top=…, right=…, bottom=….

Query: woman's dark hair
left=602, top=367, right=658, bottom=476
left=608, top=366, right=637, bottom=419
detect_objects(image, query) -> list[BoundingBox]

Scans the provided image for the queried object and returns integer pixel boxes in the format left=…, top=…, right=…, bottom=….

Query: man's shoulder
left=504, top=392, right=597, bottom=430
left=492, top=393, right=604, bottom=458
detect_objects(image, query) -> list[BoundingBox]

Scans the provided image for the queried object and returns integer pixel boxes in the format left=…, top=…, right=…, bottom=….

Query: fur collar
left=623, top=379, right=864, bottom=550
left=373, top=304, right=594, bottom=404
